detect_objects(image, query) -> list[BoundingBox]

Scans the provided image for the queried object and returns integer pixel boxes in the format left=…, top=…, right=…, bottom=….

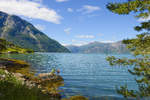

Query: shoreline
left=0, top=58, right=88, bottom=100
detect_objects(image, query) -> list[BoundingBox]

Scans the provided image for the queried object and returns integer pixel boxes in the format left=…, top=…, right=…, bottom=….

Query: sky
left=0, top=0, right=147, bottom=46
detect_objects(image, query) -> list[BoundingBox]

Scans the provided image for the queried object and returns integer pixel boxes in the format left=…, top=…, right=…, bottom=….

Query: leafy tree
left=106, top=0, right=150, bottom=99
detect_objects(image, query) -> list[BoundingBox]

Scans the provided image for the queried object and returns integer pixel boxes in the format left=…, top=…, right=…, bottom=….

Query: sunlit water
left=0, top=53, right=138, bottom=100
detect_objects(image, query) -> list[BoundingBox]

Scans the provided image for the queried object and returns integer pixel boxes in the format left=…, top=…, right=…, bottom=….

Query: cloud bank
left=76, top=35, right=95, bottom=39
left=0, top=0, right=62, bottom=24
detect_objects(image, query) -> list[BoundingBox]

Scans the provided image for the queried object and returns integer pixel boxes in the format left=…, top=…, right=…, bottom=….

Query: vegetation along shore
left=0, top=39, right=87, bottom=100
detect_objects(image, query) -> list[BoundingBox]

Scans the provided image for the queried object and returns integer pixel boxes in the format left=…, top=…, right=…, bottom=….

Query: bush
left=0, top=69, right=56, bottom=100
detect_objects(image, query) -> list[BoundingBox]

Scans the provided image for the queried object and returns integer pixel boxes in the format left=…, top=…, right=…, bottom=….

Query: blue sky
left=0, top=0, right=144, bottom=46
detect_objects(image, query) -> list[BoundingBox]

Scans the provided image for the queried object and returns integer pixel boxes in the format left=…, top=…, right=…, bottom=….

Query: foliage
left=0, top=69, right=54, bottom=100
left=106, top=0, right=150, bottom=99
left=0, top=38, right=7, bottom=51
left=107, top=0, right=150, bottom=18
left=0, top=38, right=34, bottom=53
left=0, top=69, right=21, bottom=84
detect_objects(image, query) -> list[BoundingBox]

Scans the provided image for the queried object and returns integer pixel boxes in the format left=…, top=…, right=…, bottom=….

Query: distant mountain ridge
left=0, top=11, right=70, bottom=52
left=66, top=41, right=129, bottom=54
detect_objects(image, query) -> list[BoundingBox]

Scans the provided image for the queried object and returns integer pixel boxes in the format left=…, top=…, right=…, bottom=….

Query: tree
left=0, top=39, right=7, bottom=51
left=106, top=0, right=150, bottom=99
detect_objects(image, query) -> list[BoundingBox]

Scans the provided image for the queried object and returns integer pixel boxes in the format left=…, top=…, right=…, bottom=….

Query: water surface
left=0, top=53, right=138, bottom=100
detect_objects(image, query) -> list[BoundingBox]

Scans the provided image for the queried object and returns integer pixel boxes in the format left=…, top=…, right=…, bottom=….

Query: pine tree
left=106, top=0, right=150, bottom=99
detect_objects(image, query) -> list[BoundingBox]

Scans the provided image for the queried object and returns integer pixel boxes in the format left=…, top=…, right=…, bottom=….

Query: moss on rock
left=62, top=96, right=88, bottom=100
left=0, top=58, right=29, bottom=70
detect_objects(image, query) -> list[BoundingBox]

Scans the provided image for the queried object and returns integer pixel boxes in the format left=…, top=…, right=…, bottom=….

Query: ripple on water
left=0, top=53, right=138, bottom=99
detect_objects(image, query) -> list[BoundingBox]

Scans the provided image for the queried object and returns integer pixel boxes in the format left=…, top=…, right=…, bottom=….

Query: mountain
left=0, top=11, right=70, bottom=52
left=66, top=41, right=129, bottom=54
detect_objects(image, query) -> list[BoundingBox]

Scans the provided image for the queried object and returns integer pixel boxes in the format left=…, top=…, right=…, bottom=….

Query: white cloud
left=67, top=8, right=73, bottom=12
left=56, top=0, right=68, bottom=2
left=71, top=39, right=89, bottom=46
left=138, top=16, right=150, bottom=22
left=76, top=35, right=95, bottom=39
left=34, top=24, right=45, bottom=31
left=64, top=40, right=116, bottom=46
left=78, top=5, right=100, bottom=14
left=61, top=40, right=89, bottom=46
left=100, top=40, right=115, bottom=43
left=64, top=28, right=71, bottom=34
left=0, top=0, right=62, bottom=24
left=61, top=43, right=68, bottom=46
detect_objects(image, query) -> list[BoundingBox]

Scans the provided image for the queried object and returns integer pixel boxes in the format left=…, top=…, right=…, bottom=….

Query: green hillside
left=0, top=38, right=33, bottom=53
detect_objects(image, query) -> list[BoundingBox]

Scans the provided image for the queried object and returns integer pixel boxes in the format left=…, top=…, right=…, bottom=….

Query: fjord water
left=1, top=53, right=137, bottom=100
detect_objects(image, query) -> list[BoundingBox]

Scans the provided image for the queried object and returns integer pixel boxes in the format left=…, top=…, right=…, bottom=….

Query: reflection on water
left=0, top=53, right=61, bottom=74
left=0, top=53, right=138, bottom=100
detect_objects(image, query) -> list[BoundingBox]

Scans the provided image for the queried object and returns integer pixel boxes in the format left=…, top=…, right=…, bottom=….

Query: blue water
left=0, top=53, right=138, bottom=99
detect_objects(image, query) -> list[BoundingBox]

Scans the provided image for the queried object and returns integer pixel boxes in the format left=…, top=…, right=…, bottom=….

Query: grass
left=6, top=47, right=34, bottom=54
left=0, top=69, right=58, bottom=100
left=0, top=80, right=53, bottom=100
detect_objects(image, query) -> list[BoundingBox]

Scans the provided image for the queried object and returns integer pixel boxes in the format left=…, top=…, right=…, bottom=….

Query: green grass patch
left=0, top=69, right=58, bottom=100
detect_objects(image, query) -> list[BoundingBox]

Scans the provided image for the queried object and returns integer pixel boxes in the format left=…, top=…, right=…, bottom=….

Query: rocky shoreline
left=0, top=58, right=63, bottom=100
left=0, top=58, right=88, bottom=100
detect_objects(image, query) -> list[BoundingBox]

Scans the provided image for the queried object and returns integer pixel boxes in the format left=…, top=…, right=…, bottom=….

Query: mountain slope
left=0, top=38, right=33, bottom=53
left=0, top=11, right=70, bottom=52
left=66, top=41, right=129, bottom=54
